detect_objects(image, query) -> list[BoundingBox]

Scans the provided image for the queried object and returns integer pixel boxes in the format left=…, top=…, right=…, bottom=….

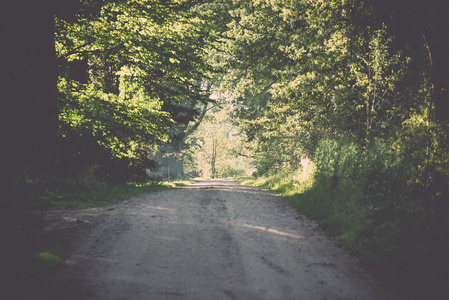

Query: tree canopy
left=2, top=0, right=448, bottom=184
left=209, top=0, right=448, bottom=177
left=1, top=0, right=449, bottom=295
left=52, top=0, right=223, bottom=181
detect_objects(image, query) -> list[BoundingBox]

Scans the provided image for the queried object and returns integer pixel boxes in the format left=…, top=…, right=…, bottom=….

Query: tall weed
left=246, top=136, right=449, bottom=296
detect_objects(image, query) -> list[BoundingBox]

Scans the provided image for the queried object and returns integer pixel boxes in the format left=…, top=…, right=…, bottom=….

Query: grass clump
left=240, top=158, right=315, bottom=196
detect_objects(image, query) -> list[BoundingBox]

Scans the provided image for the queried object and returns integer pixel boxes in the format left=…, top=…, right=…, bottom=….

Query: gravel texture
left=39, top=179, right=399, bottom=299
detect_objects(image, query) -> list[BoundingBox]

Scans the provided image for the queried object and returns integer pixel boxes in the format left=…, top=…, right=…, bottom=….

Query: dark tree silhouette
left=0, top=1, right=57, bottom=180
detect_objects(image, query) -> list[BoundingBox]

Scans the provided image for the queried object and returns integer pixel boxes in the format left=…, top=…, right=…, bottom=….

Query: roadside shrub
left=292, top=136, right=448, bottom=296
left=313, top=138, right=362, bottom=183
left=247, top=136, right=448, bottom=288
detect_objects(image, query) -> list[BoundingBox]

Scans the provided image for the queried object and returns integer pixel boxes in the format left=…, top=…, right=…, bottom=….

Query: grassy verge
left=43, top=179, right=192, bottom=208
left=0, top=177, right=192, bottom=295
left=240, top=150, right=449, bottom=299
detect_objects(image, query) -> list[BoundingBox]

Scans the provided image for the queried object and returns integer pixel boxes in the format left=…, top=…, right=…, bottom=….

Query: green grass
left=0, top=177, right=193, bottom=290
left=45, top=179, right=192, bottom=209
left=240, top=158, right=391, bottom=262
left=239, top=165, right=368, bottom=240
left=239, top=158, right=315, bottom=197
left=242, top=144, right=449, bottom=298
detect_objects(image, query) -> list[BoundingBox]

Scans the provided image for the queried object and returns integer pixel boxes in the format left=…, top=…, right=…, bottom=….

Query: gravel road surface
left=40, top=180, right=397, bottom=300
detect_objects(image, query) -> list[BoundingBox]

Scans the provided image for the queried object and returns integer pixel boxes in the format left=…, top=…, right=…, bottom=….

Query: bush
left=246, top=136, right=449, bottom=296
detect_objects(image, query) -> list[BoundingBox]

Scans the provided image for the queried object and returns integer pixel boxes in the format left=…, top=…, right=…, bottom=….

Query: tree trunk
left=0, top=1, right=58, bottom=180
left=211, top=138, right=217, bottom=179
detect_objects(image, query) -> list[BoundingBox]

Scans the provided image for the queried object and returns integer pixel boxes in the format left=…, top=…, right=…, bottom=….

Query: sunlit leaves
left=58, top=77, right=173, bottom=160
left=55, top=0, right=222, bottom=175
left=216, top=0, right=413, bottom=172
left=349, top=25, right=409, bottom=140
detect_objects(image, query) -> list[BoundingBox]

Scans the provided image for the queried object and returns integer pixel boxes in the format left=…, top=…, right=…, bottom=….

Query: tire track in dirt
left=37, top=179, right=399, bottom=300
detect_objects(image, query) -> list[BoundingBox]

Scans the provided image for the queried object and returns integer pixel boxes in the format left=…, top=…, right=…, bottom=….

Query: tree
left=371, top=0, right=449, bottom=121
left=187, top=107, right=254, bottom=179
left=55, top=0, right=220, bottom=181
left=0, top=1, right=57, bottom=180
left=214, top=0, right=416, bottom=172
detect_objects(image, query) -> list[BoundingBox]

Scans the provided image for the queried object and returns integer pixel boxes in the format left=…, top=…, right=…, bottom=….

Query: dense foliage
left=1, top=0, right=448, bottom=296
left=54, top=0, right=220, bottom=182
left=217, top=0, right=449, bottom=295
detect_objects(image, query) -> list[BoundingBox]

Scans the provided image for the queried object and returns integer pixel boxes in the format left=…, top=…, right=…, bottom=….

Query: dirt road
left=40, top=180, right=396, bottom=299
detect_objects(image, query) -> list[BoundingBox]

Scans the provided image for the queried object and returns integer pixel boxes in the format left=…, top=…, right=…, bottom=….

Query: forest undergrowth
left=241, top=137, right=449, bottom=298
